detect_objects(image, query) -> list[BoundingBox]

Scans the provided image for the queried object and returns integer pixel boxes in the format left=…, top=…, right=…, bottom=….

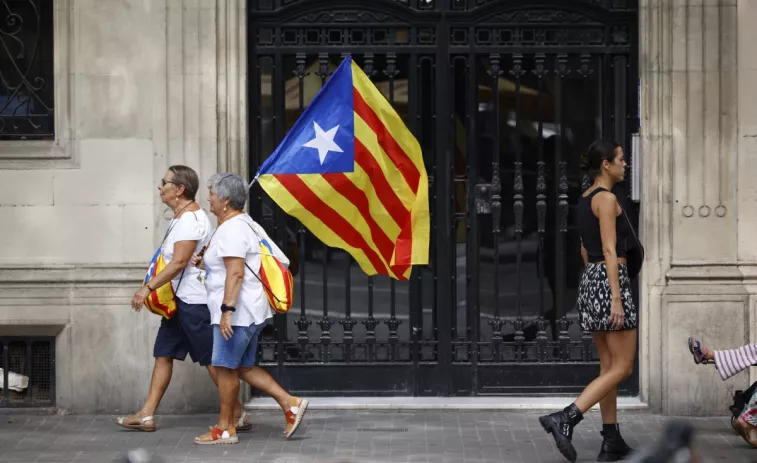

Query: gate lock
left=474, top=183, right=492, bottom=215
left=474, top=175, right=502, bottom=233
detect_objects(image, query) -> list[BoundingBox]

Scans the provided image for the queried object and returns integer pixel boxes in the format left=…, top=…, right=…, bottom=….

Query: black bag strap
left=615, top=199, right=641, bottom=248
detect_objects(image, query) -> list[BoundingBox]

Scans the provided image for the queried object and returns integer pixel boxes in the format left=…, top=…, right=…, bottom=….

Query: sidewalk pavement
left=0, top=410, right=752, bottom=463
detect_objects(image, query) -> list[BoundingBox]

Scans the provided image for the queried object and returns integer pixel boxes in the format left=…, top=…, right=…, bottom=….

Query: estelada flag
left=143, top=248, right=178, bottom=319
left=254, top=56, right=429, bottom=280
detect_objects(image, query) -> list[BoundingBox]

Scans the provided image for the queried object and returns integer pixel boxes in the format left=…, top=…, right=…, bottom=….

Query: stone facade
left=0, top=0, right=246, bottom=414
left=639, top=0, right=751, bottom=415
left=0, top=0, right=752, bottom=415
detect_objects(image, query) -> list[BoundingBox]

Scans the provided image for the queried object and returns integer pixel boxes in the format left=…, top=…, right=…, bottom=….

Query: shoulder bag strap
left=615, top=199, right=641, bottom=247
left=163, top=213, right=196, bottom=294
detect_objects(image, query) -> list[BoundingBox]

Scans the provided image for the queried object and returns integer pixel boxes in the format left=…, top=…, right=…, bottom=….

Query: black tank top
left=578, top=187, right=628, bottom=263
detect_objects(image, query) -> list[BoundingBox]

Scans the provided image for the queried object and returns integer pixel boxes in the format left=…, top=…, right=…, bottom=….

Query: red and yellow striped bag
left=243, top=221, right=294, bottom=315
left=256, top=239, right=294, bottom=314
left=143, top=248, right=182, bottom=319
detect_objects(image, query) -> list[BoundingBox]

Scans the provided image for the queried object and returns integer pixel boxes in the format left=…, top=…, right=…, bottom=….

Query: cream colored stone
left=75, top=73, right=153, bottom=139
left=75, top=0, right=162, bottom=75
left=720, top=4, right=738, bottom=71
left=0, top=171, right=54, bottom=206
left=738, top=136, right=757, bottom=261
left=671, top=6, right=688, bottom=72
left=121, top=205, right=155, bottom=265
left=67, top=304, right=157, bottom=413
left=740, top=0, right=757, bottom=70
left=663, top=298, right=748, bottom=415
left=738, top=70, right=757, bottom=137
left=53, top=139, right=155, bottom=206
left=0, top=205, right=124, bottom=264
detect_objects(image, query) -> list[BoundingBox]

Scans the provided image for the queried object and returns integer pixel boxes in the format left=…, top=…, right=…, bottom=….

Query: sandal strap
left=141, top=416, right=154, bottom=423
left=285, top=409, right=296, bottom=424
left=210, top=426, right=225, bottom=440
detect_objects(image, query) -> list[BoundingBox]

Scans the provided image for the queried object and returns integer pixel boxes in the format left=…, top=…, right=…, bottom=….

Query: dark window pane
left=0, top=0, right=55, bottom=140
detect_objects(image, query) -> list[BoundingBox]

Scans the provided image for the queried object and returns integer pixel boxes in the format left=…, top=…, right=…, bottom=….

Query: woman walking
left=117, top=165, right=250, bottom=432
left=192, top=173, right=308, bottom=445
left=539, top=140, right=637, bottom=462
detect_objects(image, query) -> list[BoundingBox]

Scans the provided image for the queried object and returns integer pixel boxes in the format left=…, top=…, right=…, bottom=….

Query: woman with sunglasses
left=117, top=166, right=250, bottom=433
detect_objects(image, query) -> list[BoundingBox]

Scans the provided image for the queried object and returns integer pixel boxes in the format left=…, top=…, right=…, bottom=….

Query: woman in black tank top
left=539, top=140, right=638, bottom=462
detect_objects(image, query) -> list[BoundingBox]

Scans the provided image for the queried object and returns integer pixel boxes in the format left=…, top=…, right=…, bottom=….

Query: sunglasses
left=160, top=179, right=180, bottom=187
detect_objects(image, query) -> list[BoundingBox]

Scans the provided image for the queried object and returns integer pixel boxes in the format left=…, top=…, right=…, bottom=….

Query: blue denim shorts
left=211, top=321, right=267, bottom=369
left=153, top=298, right=213, bottom=366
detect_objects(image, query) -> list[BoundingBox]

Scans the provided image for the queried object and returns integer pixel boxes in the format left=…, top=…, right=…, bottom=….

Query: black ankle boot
left=539, top=403, right=584, bottom=463
left=597, top=424, right=633, bottom=462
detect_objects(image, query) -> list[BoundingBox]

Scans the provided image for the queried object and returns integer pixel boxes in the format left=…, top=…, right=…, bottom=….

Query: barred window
left=0, top=0, right=54, bottom=140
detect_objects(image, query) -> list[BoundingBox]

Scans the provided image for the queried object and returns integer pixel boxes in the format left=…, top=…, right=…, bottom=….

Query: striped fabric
left=257, top=239, right=294, bottom=314
left=254, top=57, right=429, bottom=280
left=143, top=249, right=178, bottom=319
left=714, top=344, right=757, bottom=381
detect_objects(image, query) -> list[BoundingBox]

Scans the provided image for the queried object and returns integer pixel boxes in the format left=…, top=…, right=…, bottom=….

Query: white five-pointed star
left=303, top=121, right=343, bottom=165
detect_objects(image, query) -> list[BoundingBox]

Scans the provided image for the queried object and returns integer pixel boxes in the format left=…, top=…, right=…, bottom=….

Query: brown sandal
left=283, top=397, right=309, bottom=439
left=116, top=412, right=156, bottom=432
left=194, top=426, right=238, bottom=445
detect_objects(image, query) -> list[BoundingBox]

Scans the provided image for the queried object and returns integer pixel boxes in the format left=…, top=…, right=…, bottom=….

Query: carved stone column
left=216, top=0, right=248, bottom=178
left=640, top=0, right=742, bottom=415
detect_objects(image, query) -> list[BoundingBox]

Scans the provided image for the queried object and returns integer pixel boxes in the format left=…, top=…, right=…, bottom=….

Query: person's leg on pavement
left=595, top=333, right=617, bottom=423
left=539, top=329, right=637, bottom=462
left=178, top=298, right=250, bottom=430
left=117, top=315, right=188, bottom=432
left=574, top=329, right=636, bottom=411
left=593, top=332, right=634, bottom=461
left=234, top=321, right=308, bottom=438
left=237, top=366, right=308, bottom=436
left=215, top=366, right=240, bottom=431
left=194, top=324, right=250, bottom=445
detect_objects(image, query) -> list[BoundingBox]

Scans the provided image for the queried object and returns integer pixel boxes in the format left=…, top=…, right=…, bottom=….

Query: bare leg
left=574, top=329, right=637, bottom=414
left=238, top=366, right=309, bottom=437
left=125, top=356, right=173, bottom=426
left=237, top=366, right=292, bottom=410
left=216, top=366, right=240, bottom=431
left=593, top=332, right=617, bottom=425
left=206, top=365, right=243, bottom=421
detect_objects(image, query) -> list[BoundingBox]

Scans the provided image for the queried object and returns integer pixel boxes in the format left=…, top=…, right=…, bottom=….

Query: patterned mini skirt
left=576, top=263, right=637, bottom=332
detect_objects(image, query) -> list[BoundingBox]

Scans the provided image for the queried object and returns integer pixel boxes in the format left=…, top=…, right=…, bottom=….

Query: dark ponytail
left=580, top=139, right=620, bottom=176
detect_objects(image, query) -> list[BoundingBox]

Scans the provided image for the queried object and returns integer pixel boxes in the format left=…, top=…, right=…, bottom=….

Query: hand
left=190, top=253, right=204, bottom=269
left=220, top=312, right=234, bottom=340
left=610, top=297, right=624, bottom=330
left=131, top=286, right=151, bottom=312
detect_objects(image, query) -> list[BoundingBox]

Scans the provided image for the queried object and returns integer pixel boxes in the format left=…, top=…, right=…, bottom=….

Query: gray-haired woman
left=118, top=166, right=251, bottom=433
left=191, top=173, right=308, bottom=445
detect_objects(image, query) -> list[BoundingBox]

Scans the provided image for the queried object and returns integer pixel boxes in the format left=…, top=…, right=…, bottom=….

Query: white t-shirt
left=161, top=209, right=213, bottom=304
left=203, top=214, right=288, bottom=327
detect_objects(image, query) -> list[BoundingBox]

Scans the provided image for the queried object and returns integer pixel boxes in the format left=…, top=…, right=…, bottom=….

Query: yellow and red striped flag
left=253, top=57, right=429, bottom=280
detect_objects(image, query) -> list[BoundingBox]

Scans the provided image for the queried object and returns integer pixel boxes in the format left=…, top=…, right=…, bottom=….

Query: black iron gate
left=248, top=0, right=639, bottom=397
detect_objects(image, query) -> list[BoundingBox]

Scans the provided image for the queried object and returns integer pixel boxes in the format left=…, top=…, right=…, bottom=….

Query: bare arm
left=222, top=256, right=245, bottom=307
left=145, top=240, right=195, bottom=289
left=595, top=192, right=621, bottom=301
